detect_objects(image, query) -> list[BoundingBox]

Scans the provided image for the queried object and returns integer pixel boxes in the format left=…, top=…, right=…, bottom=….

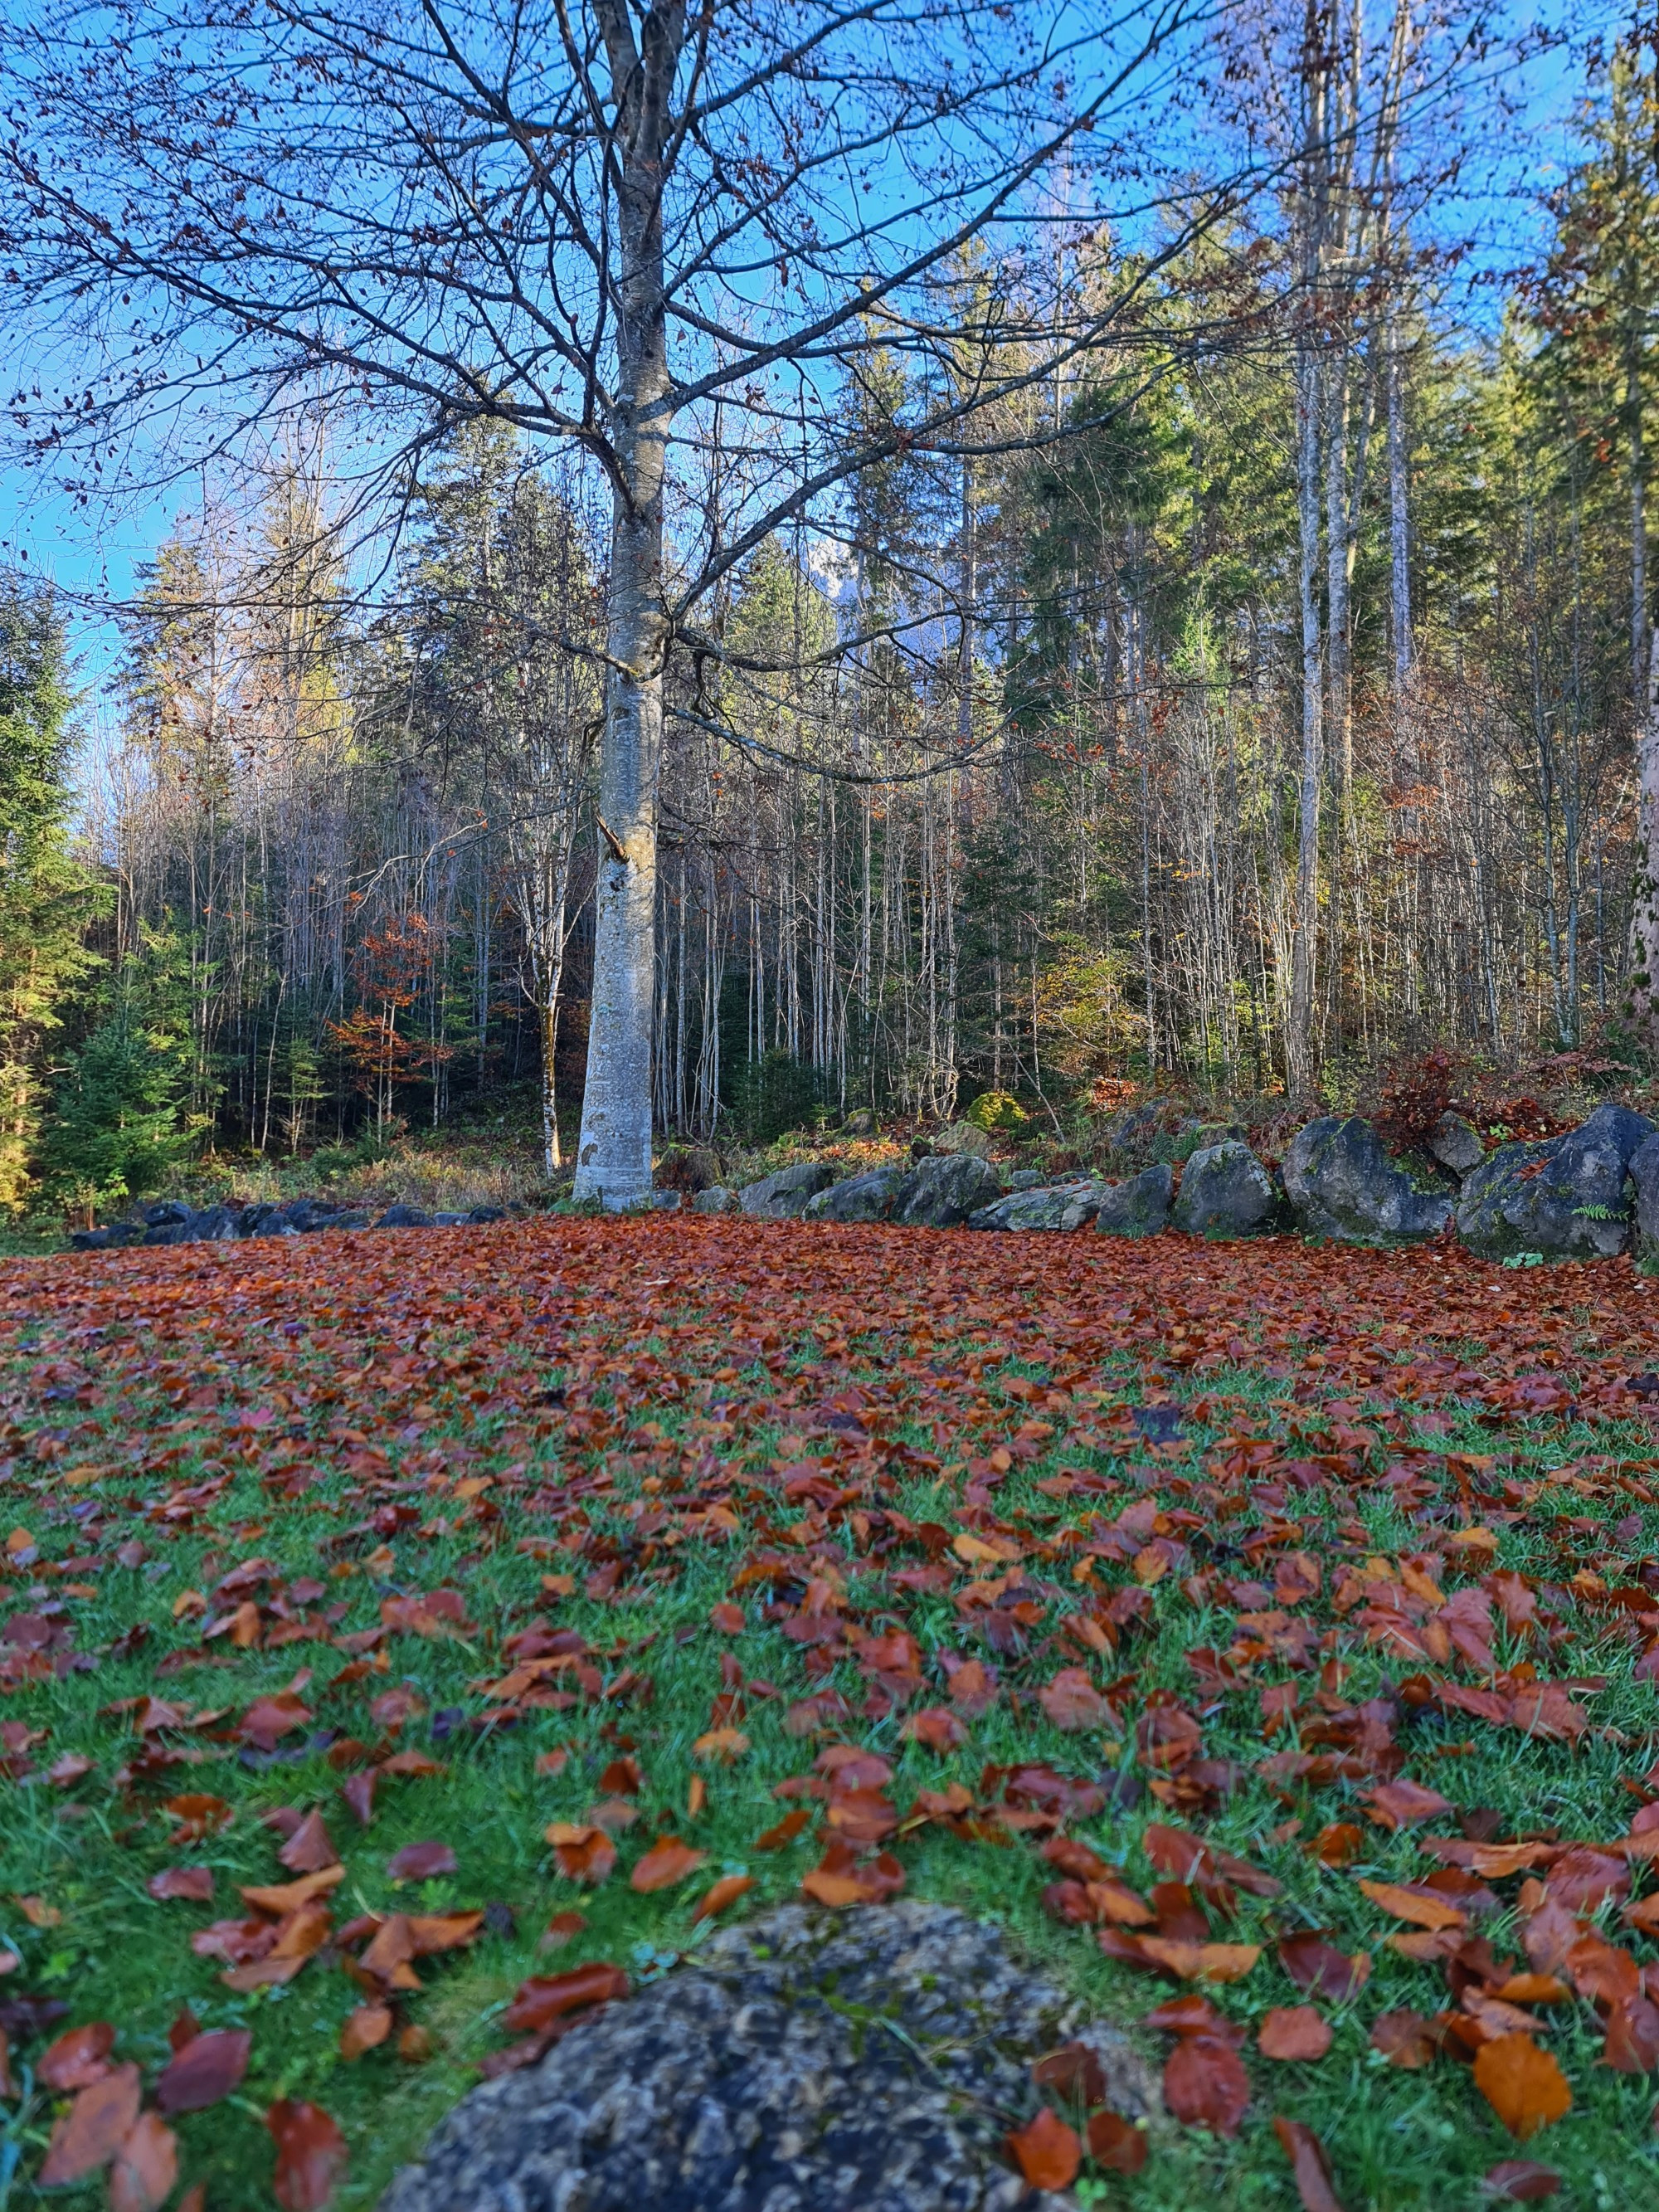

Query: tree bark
left=572, top=1, right=681, bottom=1209
left=1631, top=633, right=1659, bottom=1045
left=1287, top=0, right=1327, bottom=1101
left=1388, top=315, right=1411, bottom=697
left=1290, top=339, right=1324, bottom=1099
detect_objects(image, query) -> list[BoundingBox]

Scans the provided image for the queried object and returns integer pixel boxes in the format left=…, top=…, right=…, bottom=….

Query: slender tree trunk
left=1291, top=334, right=1324, bottom=1099
left=1630, top=634, right=1659, bottom=1045
left=1288, top=0, right=1327, bottom=1100
left=1324, top=350, right=1355, bottom=804
left=1388, top=316, right=1411, bottom=696
left=959, top=456, right=976, bottom=750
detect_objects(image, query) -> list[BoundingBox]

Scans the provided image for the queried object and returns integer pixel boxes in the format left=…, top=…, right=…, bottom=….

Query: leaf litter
left=0, top=1216, right=1658, bottom=2201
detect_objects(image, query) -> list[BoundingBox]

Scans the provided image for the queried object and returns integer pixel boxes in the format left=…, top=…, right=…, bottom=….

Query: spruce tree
left=0, top=572, right=101, bottom=1211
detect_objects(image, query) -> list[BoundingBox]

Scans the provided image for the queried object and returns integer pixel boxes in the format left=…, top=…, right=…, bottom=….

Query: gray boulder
left=692, top=1185, right=741, bottom=1216
left=969, top=1181, right=1104, bottom=1231
left=1006, top=1168, right=1044, bottom=1191
left=1428, top=1112, right=1485, bottom=1177
left=1456, top=1101, right=1656, bottom=1259
left=738, top=1162, right=834, bottom=1219
left=187, top=1204, right=246, bottom=1241
left=930, top=1121, right=994, bottom=1160
left=1103, top=1100, right=1165, bottom=1155
left=800, top=1153, right=1000, bottom=1228
left=893, top=1153, right=1001, bottom=1227
left=1172, top=1140, right=1281, bottom=1238
left=70, top=1222, right=144, bottom=1250
left=1095, top=1162, right=1173, bottom=1237
left=1282, top=1116, right=1452, bottom=1244
left=376, top=1203, right=435, bottom=1229
left=804, top=1167, right=907, bottom=1223
left=282, top=1196, right=347, bottom=1233
left=1633, top=1133, right=1659, bottom=1251
left=380, top=1901, right=1155, bottom=2212
left=140, top=1220, right=194, bottom=1246
left=238, top=1201, right=300, bottom=1238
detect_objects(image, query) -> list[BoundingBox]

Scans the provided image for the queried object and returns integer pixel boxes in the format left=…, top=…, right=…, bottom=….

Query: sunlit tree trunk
left=572, top=2, right=679, bottom=1209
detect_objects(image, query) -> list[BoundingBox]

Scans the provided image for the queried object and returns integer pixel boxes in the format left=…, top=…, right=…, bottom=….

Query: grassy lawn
left=0, top=1219, right=1656, bottom=2210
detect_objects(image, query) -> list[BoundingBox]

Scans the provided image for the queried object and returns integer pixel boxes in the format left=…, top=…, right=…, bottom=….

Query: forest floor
left=0, top=1219, right=1657, bottom=2210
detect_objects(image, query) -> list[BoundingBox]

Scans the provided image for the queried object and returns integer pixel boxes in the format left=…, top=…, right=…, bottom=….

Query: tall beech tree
left=0, top=0, right=1221, bottom=1206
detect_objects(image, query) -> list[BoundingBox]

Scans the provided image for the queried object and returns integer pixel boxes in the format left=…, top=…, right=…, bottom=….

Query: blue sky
left=0, top=0, right=1621, bottom=730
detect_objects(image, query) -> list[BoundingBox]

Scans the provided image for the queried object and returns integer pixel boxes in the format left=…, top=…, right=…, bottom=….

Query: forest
left=10, top=10, right=1659, bottom=2212
left=0, top=2, right=1657, bottom=1220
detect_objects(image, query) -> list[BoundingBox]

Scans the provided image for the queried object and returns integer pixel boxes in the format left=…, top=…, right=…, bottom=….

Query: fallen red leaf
left=164, top=1794, right=232, bottom=1844
left=1258, top=2005, right=1332, bottom=2062
left=1039, top=1668, right=1109, bottom=1732
left=800, top=1835, right=905, bottom=1907
left=39, top=2063, right=142, bottom=2185
left=1481, top=2161, right=1562, bottom=2201
left=154, top=2029, right=252, bottom=2115
left=38, top=2020, right=114, bottom=2092
left=108, top=2112, right=178, bottom=2212
left=693, top=1873, right=756, bottom=1922
left=630, top=1837, right=707, bottom=1893
left=277, top=1810, right=339, bottom=1873
left=387, top=1840, right=457, bottom=1882
left=546, top=1823, right=616, bottom=1884
left=1086, top=2108, right=1149, bottom=2172
left=1273, top=2116, right=1348, bottom=2212
left=147, top=1866, right=215, bottom=1903
left=1370, top=2010, right=1436, bottom=2069
left=1005, top=2107, right=1080, bottom=2190
left=267, top=2101, right=348, bottom=2212
left=504, top=1961, right=629, bottom=2034
left=1473, top=2036, right=1573, bottom=2139
left=340, top=2004, right=393, bottom=2060
left=1162, top=2035, right=1249, bottom=2135
left=1363, top=1778, right=1455, bottom=1830
left=1277, top=1932, right=1370, bottom=2003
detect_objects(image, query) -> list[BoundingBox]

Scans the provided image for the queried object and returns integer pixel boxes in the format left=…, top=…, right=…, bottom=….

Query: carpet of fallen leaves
left=2, top=1220, right=1659, bottom=2210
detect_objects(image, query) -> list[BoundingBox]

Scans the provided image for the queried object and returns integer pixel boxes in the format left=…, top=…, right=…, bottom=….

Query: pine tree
left=41, top=932, right=196, bottom=1222
left=0, top=572, right=101, bottom=1211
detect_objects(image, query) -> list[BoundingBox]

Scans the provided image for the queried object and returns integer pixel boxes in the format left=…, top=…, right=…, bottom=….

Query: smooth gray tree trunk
left=572, top=1, right=680, bottom=1209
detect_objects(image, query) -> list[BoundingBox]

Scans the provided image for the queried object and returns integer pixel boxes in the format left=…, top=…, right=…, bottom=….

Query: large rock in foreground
left=1282, top=1116, right=1452, bottom=1244
left=1172, top=1139, right=1281, bottom=1237
left=1456, top=1102, right=1655, bottom=1259
left=381, top=1903, right=1154, bottom=2212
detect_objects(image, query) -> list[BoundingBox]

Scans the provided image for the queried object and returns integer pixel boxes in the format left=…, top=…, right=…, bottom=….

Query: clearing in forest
left=0, top=1220, right=1657, bottom=2210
